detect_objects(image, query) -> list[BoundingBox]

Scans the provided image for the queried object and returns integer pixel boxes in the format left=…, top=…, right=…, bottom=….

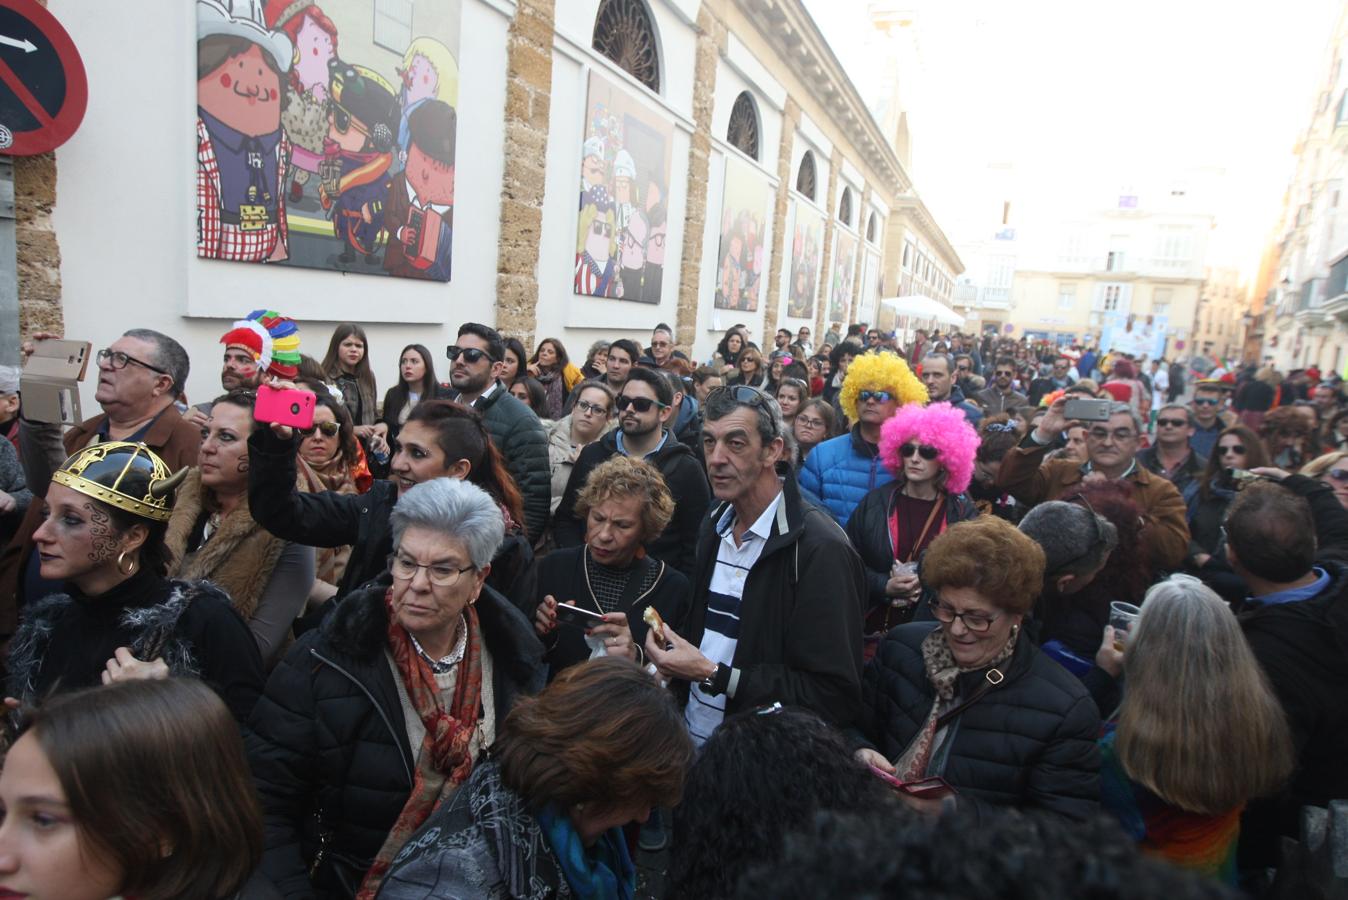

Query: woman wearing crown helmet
left=6, top=443, right=265, bottom=723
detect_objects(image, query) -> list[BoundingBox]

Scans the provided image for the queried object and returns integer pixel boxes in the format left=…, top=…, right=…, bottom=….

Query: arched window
left=727, top=91, right=759, bottom=160
left=866, top=212, right=878, bottom=243
left=593, top=0, right=660, bottom=93
left=796, top=150, right=816, bottom=201
left=838, top=187, right=852, bottom=226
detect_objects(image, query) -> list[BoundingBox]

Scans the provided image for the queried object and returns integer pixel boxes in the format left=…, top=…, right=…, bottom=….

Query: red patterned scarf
left=357, top=590, right=484, bottom=897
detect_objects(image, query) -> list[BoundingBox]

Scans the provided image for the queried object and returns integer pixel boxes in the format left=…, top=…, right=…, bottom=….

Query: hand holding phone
left=254, top=384, right=316, bottom=431
left=553, top=600, right=607, bottom=629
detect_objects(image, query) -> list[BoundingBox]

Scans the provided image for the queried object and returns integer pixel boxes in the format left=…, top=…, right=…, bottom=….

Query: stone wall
left=14, top=153, right=61, bottom=336
left=495, top=0, right=557, bottom=347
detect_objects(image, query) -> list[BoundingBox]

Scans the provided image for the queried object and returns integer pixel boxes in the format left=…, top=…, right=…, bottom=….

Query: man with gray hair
left=645, top=385, right=864, bottom=747
left=997, top=397, right=1189, bottom=570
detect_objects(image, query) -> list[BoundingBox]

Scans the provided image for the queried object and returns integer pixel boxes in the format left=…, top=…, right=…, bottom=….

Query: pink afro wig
left=878, top=402, right=980, bottom=494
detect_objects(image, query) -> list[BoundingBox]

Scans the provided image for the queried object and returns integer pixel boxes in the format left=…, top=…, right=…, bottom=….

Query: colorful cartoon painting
left=787, top=203, right=823, bottom=320
left=713, top=157, right=772, bottom=312
left=575, top=71, right=674, bottom=304
left=195, top=0, right=461, bottom=281
left=830, top=231, right=857, bottom=322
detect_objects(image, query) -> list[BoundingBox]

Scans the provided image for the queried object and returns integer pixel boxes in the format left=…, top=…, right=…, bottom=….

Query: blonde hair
left=1299, top=450, right=1348, bottom=480
left=575, top=455, right=675, bottom=542
left=838, top=352, right=927, bottom=422
left=401, top=37, right=459, bottom=106
left=1117, top=575, right=1294, bottom=815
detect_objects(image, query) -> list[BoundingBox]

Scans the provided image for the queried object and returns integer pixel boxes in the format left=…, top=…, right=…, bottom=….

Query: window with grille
left=727, top=92, right=759, bottom=160
left=593, top=0, right=661, bottom=93
left=796, top=150, right=816, bottom=200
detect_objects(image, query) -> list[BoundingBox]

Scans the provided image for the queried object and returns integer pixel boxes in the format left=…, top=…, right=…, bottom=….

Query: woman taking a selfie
left=8, top=442, right=263, bottom=721
left=0, top=679, right=266, bottom=900
left=166, top=389, right=315, bottom=669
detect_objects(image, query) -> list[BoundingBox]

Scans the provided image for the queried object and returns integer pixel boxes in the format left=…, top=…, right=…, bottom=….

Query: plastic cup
left=1109, top=601, right=1141, bottom=651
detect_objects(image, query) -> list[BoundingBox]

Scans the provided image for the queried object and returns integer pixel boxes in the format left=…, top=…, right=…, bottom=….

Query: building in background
left=1193, top=266, right=1246, bottom=368
left=1258, top=2, right=1348, bottom=376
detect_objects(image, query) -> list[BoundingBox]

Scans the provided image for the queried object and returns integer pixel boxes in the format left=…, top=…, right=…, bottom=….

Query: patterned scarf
left=894, top=627, right=1017, bottom=782
left=357, top=590, right=484, bottom=898
left=536, top=805, right=636, bottom=900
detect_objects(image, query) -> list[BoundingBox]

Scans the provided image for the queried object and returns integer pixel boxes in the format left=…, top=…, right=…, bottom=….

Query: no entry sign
left=0, top=0, right=86, bottom=155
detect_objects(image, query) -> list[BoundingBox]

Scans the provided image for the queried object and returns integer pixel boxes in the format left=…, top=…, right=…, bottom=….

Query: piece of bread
left=643, top=606, right=667, bottom=645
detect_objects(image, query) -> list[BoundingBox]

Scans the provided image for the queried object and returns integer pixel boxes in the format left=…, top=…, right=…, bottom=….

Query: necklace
left=409, top=613, right=467, bottom=674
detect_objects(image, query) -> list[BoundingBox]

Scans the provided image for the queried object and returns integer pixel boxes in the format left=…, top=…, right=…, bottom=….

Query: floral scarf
left=357, top=591, right=484, bottom=898
left=894, top=627, right=1017, bottom=782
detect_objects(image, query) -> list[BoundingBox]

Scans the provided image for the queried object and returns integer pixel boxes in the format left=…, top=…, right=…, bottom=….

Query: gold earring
left=116, top=551, right=136, bottom=577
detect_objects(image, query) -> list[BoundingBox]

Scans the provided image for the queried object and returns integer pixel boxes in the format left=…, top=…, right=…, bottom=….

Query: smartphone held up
left=254, top=384, right=316, bottom=431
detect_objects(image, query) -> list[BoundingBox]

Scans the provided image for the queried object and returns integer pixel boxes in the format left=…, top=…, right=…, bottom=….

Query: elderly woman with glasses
left=246, top=478, right=545, bottom=898
left=851, top=516, right=1101, bottom=821
left=846, top=403, right=980, bottom=641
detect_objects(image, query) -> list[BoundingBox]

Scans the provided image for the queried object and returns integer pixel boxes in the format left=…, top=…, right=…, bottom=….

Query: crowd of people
left=0, top=311, right=1342, bottom=900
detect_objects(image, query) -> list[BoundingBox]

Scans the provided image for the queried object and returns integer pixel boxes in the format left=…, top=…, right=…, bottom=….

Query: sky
left=802, top=0, right=1344, bottom=276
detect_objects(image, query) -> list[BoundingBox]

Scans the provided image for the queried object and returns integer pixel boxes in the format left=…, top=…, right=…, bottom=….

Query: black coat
left=245, top=575, right=546, bottom=899
left=535, top=545, right=691, bottom=676
left=458, top=382, right=551, bottom=542
left=553, top=430, right=711, bottom=578
left=677, top=471, right=864, bottom=728
left=845, top=482, right=979, bottom=612
left=855, top=622, right=1101, bottom=822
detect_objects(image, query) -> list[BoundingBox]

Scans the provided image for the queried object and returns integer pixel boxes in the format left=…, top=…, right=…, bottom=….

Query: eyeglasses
left=709, top=384, right=773, bottom=409
left=1088, top=427, right=1138, bottom=442
left=1193, top=397, right=1220, bottom=407
left=97, top=348, right=168, bottom=376
left=1156, top=418, right=1189, bottom=428
left=858, top=390, right=895, bottom=403
left=928, top=596, right=999, bottom=632
left=446, top=345, right=496, bottom=365
left=1218, top=444, right=1245, bottom=455
left=328, top=102, right=368, bottom=137
left=995, top=370, right=1014, bottom=378
left=899, top=443, right=939, bottom=460
left=574, top=399, right=608, bottom=416
left=1326, top=468, right=1348, bottom=481
left=956, top=364, right=971, bottom=372
left=299, top=421, right=341, bottom=437
left=796, top=416, right=826, bottom=429
left=388, top=553, right=474, bottom=587
left=616, top=395, right=667, bottom=413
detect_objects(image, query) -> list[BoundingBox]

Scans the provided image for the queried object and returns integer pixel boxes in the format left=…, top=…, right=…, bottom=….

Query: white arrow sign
left=0, top=36, right=36, bottom=53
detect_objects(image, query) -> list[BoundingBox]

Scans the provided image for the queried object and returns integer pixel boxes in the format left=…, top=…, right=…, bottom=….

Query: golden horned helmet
left=50, top=442, right=188, bottom=523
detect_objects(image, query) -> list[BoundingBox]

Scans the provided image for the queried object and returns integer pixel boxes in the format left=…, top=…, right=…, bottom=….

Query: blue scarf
left=536, top=806, right=635, bottom=900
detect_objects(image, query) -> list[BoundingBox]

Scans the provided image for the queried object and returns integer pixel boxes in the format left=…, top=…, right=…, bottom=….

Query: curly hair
left=921, top=516, right=1046, bottom=615
left=574, top=455, right=675, bottom=542
left=838, top=352, right=927, bottom=423
left=667, top=706, right=895, bottom=900
left=876, top=402, right=979, bottom=493
left=975, top=413, right=1023, bottom=463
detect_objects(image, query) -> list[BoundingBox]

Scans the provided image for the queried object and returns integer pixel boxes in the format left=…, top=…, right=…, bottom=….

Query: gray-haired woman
left=246, top=478, right=546, bottom=899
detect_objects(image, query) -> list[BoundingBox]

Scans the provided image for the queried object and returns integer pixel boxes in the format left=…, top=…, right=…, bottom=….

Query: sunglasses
left=1218, top=444, right=1246, bottom=455
left=446, top=345, right=496, bottom=364
left=616, top=395, right=667, bottom=413
left=709, top=384, right=773, bottom=409
left=299, top=421, right=341, bottom=437
left=1156, top=418, right=1189, bottom=428
left=995, top=370, right=1014, bottom=378
left=328, top=102, right=368, bottom=137
left=899, top=443, right=939, bottom=460
left=859, top=390, right=894, bottom=403
left=1193, top=397, right=1220, bottom=407
left=1326, top=468, right=1348, bottom=481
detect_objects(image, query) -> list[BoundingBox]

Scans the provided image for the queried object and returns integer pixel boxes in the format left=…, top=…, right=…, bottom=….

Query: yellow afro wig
left=839, top=352, right=928, bottom=422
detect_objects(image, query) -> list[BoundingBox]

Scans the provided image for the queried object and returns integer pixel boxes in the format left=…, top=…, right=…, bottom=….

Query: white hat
left=198, top=0, right=292, bottom=74
left=582, top=136, right=605, bottom=160
left=613, top=149, right=635, bottom=180
left=0, top=365, right=17, bottom=394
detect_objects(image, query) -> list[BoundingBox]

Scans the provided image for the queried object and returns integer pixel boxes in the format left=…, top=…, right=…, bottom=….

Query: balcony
left=1324, top=255, right=1348, bottom=322
left=1294, top=277, right=1329, bottom=327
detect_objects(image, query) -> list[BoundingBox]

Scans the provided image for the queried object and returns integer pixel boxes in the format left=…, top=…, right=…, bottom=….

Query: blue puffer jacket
left=798, top=425, right=894, bottom=526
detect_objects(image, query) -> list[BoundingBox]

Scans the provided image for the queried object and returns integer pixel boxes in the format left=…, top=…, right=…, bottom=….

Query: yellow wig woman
left=839, top=351, right=928, bottom=422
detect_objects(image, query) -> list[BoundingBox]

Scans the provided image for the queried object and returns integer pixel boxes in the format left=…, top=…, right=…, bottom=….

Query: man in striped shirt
left=646, top=385, right=865, bottom=746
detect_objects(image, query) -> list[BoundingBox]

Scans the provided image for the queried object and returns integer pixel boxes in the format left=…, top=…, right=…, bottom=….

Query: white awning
left=879, top=295, right=966, bottom=327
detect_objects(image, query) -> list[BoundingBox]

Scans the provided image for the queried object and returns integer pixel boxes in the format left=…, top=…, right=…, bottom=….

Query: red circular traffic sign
left=0, top=0, right=87, bottom=155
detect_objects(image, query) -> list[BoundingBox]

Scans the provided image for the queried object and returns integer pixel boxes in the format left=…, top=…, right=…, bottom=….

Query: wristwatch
left=700, top=662, right=732, bottom=696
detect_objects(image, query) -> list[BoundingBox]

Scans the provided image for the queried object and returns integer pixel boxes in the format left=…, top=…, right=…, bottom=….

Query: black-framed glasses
left=299, top=421, right=341, bottom=437
left=616, top=395, right=666, bottom=413
left=1156, top=417, right=1189, bottom=428
left=574, top=398, right=608, bottom=416
left=858, top=390, right=894, bottom=403
left=899, top=443, right=939, bottom=460
left=97, top=348, right=168, bottom=376
left=1088, top=427, right=1138, bottom=442
left=796, top=415, right=826, bottom=429
left=388, top=553, right=474, bottom=587
left=446, top=345, right=496, bottom=365
left=928, top=596, right=999, bottom=632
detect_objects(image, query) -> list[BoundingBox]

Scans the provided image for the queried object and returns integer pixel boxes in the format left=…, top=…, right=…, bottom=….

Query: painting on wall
left=195, top=0, right=462, bottom=281
left=786, top=204, right=823, bottom=319
left=713, top=157, right=772, bottom=312
left=575, top=70, right=674, bottom=303
left=829, top=231, right=857, bottom=322
left=856, top=251, right=880, bottom=325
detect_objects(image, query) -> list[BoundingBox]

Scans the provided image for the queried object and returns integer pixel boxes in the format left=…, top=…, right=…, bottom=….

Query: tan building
left=1193, top=266, right=1246, bottom=366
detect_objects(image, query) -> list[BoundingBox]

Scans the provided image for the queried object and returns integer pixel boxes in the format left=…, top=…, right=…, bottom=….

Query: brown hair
left=19, top=679, right=262, bottom=900
left=575, top=455, right=675, bottom=542
left=321, top=323, right=376, bottom=402
left=197, top=36, right=288, bottom=111
left=921, top=516, right=1045, bottom=615
left=493, top=656, right=692, bottom=812
left=1117, top=576, right=1294, bottom=814
left=1225, top=482, right=1316, bottom=582
left=1199, top=425, right=1268, bottom=500
left=406, top=400, right=526, bottom=528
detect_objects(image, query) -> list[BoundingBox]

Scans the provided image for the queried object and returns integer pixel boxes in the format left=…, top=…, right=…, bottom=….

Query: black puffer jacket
left=245, top=574, right=546, bottom=899
left=854, top=622, right=1101, bottom=822
left=466, top=382, right=551, bottom=542
left=845, top=482, right=979, bottom=612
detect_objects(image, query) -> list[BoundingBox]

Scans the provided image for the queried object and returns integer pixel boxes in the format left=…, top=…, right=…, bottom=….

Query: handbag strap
left=935, top=666, right=1005, bottom=731
left=889, top=492, right=947, bottom=563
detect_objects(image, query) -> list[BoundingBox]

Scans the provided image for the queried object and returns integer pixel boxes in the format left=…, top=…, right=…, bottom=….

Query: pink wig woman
left=878, top=402, right=979, bottom=494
